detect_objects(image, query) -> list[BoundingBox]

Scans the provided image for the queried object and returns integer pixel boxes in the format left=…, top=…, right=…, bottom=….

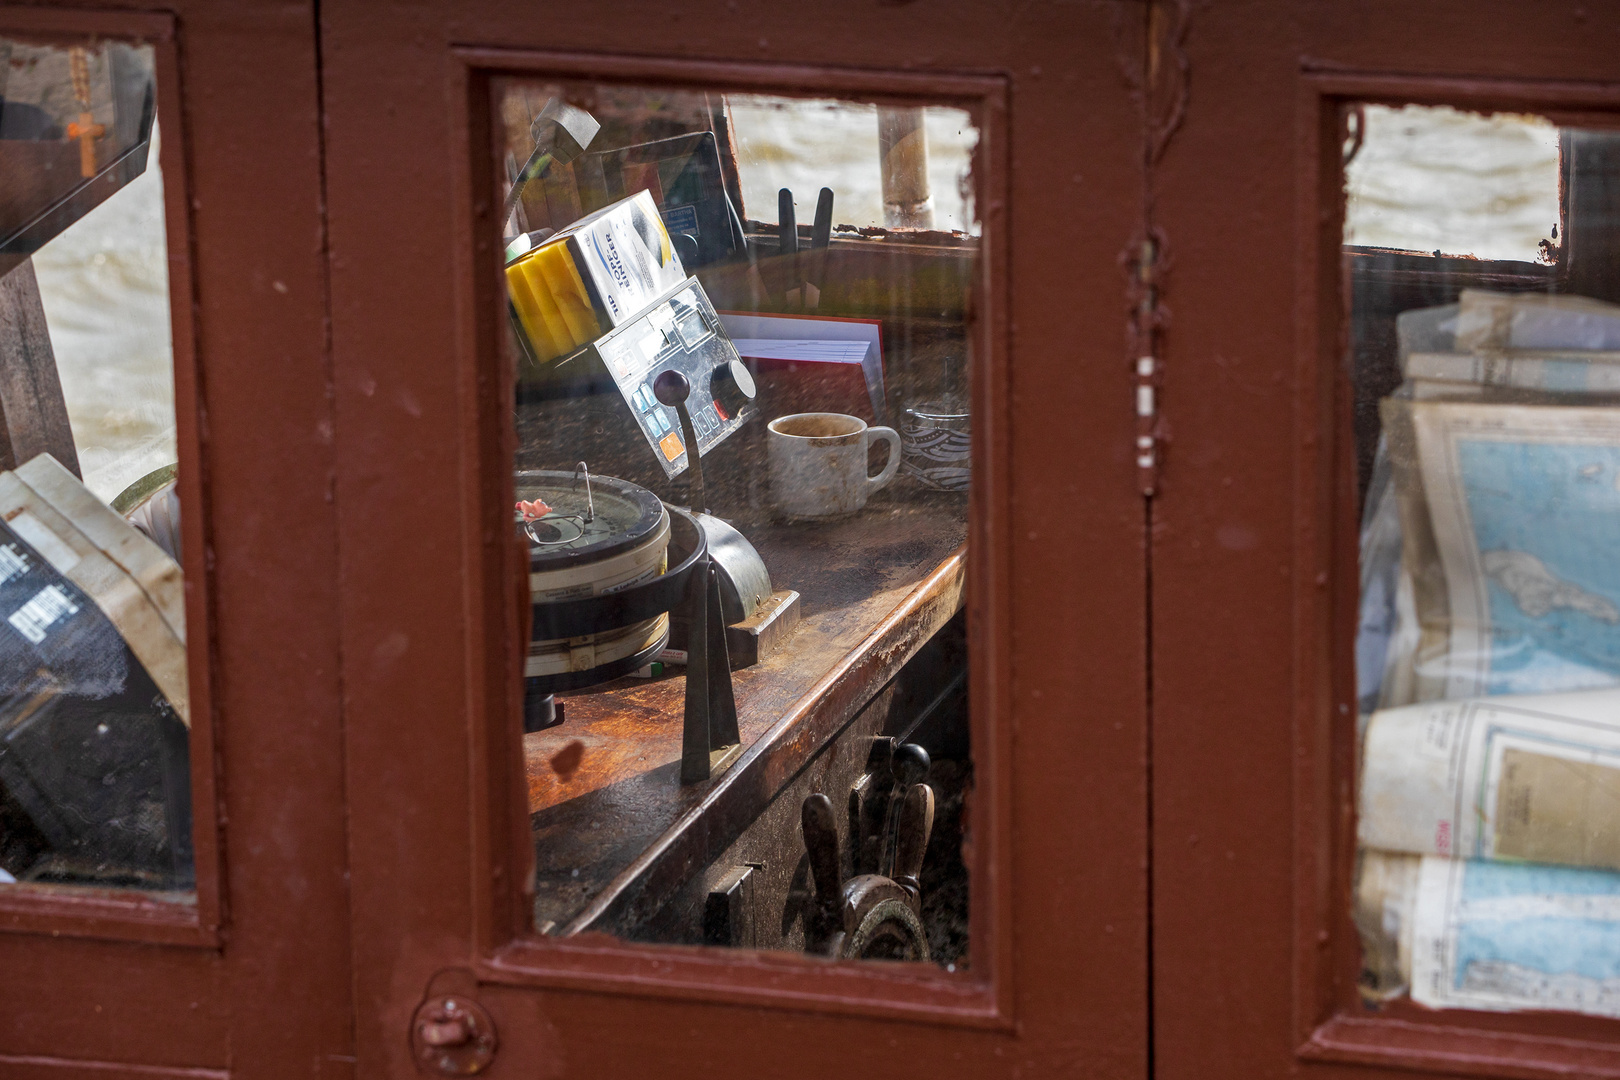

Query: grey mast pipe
left=877, top=107, right=934, bottom=229
left=501, top=98, right=601, bottom=236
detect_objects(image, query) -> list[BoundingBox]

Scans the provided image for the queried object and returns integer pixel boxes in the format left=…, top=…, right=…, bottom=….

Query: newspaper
left=1411, top=854, right=1620, bottom=1017
left=1360, top=689, right=1620, bottom=867
left=1400, top=401, right=1620, bottom=699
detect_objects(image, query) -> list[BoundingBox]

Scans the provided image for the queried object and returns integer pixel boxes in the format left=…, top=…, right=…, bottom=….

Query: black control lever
left=653, top=369, right=705, bottom=514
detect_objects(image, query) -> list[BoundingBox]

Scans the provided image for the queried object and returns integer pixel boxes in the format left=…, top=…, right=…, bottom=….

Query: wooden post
left=0, top=259, right=81, bottom=476
left=877, top=107, right=935, bottom=229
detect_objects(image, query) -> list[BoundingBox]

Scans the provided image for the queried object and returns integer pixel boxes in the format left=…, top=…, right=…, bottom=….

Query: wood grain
left=0, top=259, right=79, bottom=476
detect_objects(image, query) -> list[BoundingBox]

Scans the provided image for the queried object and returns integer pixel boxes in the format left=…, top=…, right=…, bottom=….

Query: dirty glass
left=0, top=38, right=192, bottom=896
left=1347, top=103, right=1620, bottom=1016
left=493, top=78, right=976, bottom=967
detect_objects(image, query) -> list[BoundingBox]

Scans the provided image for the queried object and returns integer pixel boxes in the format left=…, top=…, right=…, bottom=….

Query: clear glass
left=0, top=39, right=191, bottom=895
left=495, top=78, right=976, bottom=967
left=1348, top=104, right=1620, bottom=1016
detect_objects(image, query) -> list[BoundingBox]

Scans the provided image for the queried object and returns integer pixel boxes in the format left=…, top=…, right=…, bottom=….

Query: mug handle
left=866, top=426, right=902, bottom=494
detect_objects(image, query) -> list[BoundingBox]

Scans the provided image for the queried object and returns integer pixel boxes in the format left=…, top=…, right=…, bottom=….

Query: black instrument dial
left=710, top=358, right=756, bottom=420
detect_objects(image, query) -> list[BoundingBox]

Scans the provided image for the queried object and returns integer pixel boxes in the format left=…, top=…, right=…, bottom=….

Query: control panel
left=566, top=277, right=755, bottom=478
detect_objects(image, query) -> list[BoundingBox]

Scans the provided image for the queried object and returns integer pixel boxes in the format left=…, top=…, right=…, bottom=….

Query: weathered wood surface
left=0, top=258, right=79, bottom=475
left=526, top=493, right=967, bottom=931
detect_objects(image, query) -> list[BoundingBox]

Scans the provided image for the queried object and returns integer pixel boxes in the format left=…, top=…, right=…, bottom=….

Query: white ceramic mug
left=767, top=412, right=902, bottom=519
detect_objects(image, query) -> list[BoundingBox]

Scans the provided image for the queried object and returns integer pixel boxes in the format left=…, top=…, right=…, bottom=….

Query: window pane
left=1345, top=104, right=1560, bottom=262
left=495, top=77, right=976, bottom=967
left=1347, top=104, right=1620, bottom=1015
left=0, top=38, right=191, bottom=897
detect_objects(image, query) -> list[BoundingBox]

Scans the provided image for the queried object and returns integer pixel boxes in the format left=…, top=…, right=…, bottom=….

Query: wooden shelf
left=525, top=491, right=967, bottom=934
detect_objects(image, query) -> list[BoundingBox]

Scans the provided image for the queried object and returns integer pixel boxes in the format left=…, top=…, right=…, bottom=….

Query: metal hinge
left=1131, top=236, right=1163, bottom=497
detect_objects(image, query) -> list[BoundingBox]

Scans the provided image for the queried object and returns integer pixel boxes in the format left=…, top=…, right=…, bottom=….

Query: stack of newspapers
left=1356, top=291, right=1620, bottom=1016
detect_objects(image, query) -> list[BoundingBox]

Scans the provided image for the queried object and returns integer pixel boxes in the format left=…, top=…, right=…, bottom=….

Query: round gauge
left=515, top=470, right=666, bottom=569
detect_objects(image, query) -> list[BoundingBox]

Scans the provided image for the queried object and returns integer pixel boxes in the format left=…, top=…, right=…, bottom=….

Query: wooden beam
left=0, top=258, right=80, bottom=476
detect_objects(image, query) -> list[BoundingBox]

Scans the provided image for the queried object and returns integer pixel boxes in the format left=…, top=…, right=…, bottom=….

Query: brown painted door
left=0, top=2, right=350, bottom=1078
left=1151, top=2, right=1620, bottom=1079
left=322, top=1, right=1150, bottom=1077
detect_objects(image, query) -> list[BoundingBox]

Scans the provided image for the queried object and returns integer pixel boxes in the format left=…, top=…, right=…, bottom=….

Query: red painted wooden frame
left=0, top=1, right=351, bottom=1076
left=1295, top=72, right=1620, bottom=1080
left=327, top=3, right=1149, bottom=1074
left=445, top=47, right=1015, bottom=1025
left=0, top=5, right=221, bottom=949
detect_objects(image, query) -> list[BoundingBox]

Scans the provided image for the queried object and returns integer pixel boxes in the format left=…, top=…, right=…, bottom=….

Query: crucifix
left=66, top=48, right=105, bottom=178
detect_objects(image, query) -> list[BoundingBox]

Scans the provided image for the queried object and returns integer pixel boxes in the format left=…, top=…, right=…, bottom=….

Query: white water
left=728, top=98, right=977, bottom=233
left=30, top=121, right=175, bottom=505
left=1345, top=104, right=1561, bottom=261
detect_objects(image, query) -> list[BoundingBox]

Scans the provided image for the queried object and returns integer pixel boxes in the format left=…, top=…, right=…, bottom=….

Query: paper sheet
left=1411, top=855, right=1620, bottom=1016
left=1360, top=689, right=1620, bottom=867
left=1406, top=401, right=1620, bottom=698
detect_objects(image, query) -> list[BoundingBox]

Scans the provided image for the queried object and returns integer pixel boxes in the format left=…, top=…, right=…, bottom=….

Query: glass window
left=1347, top=104, right=1620, bottom=1016
left=0, top=37, right=191, bottom=897
left=494, top=77, right=977, bottom=967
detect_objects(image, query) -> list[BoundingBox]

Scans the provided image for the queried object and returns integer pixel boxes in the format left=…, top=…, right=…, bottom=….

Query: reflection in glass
left=496, top=79, right=976, bottom=967
left=0, top=39, right=190, bottom=895
left=1348, top=104, right=1620, bottom=1016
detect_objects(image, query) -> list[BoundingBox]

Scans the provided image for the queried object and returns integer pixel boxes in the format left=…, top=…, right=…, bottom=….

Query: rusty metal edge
left=562, top=545, right=967, bottom=937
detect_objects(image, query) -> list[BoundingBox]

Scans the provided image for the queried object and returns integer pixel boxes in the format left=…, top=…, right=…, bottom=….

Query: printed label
left=661, top=204, right=699, bottom=236
left=0, top=543, right=29, bottom=584
left=1495, top=748, right=1620, bottom=868
left=8, top=583, right=80, bottom=644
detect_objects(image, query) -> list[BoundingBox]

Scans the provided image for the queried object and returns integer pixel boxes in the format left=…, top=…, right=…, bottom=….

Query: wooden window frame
left=1294, top=69, right=1620, bottom=1080
left=0, top=5, right=222, bottom=950
left=444, top=48, right=1015, bottom=1028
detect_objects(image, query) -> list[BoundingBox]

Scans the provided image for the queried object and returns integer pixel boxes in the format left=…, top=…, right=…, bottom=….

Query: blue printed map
left=1456, top=438, right=1620, bottom=693
left=1454, top=861, right=1620, bottom=989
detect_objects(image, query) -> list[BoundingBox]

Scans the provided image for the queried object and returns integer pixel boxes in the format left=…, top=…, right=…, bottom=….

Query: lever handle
left=801, top=793, right=841, bottom=905
left=653, top=369, right=705, bottom=513
left=811, top=187, right=834, bottom=250
left=778, top=188, right=799, bottom=255
left=891, top=782, right=935, bottom=901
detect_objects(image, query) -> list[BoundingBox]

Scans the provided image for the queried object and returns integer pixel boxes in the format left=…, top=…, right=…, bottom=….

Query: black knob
left=652, top=369, right=690, bottom=407
left=709, top=358, right=756, bottom=420
left=891, top=743, right=930, bottom=786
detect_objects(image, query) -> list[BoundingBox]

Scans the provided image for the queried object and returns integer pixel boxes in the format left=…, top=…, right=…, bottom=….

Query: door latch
left=411, top=970, right=498, bottom=1076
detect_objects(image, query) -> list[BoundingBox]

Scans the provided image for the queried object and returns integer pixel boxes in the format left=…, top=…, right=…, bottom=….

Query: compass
left=516, top=468, right=667, bottom=570
left=515, top=468, right=673, bottom=706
